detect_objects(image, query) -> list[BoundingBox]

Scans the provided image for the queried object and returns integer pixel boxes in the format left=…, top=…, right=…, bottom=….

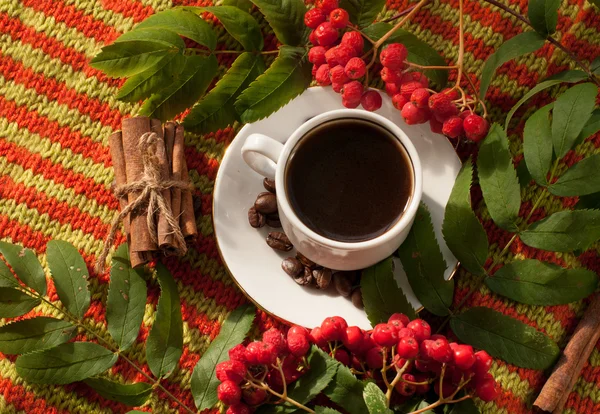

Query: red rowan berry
left=459, top=110, right=473, bottom=120
left=341, top=81, right=363, bottom=103
left=245, top=341, right=276, bottom=365
left=242, top=387, right=267, bottom=405
left=380, top=43, right=408, bottom=70
left=401, top=102, right=428, bottom=125
left=400, top=81, right=423, bottom=100
left=397, top=327, right=415, bottom=338
left=218, top=380, right=242, bottom=405
left=304, top=8, right=326, bottom=29
left=263, top=328, right=287, bottom=356
left=361, top=90, right=382, bottom=111
left=397, top=336, right=419, bottom=359
left=434, top=380, right=457, bottom=398
left=463, top=114, right=489, bottom=142
left=321, top=316, right=348, bottom=342
left=227, top=404, right=251, bottom=414
left=380, top=67, right=401, bottom=84
left=315, top=64, right=331, bottom=86
left=411, top=88, right=430, bottom=108
left=309, top=30, right=319, bottom=45
left=343, top=326, right=364, bottom=352
left=216, top=360, right=246, bottom=384
left=400, top=71, right=429, bottom=88
left=441, top=87, right=460, bottom=100
left=385, top=82, right=400, bottom=97
left=309, top=327, right=327, bottom=348
left=332, top=82, right=344, bottom=93
left=330, top=65, right=349, bottom=84
left=229, top=344, right=247, bottom=363
left=287, top=334, right=310, bottom=357
left=442, top=116, right=464, bottom=138
left=428, top=93, right=458, bottom=121
left=392, top=93, right=408, bottom=110
left=360, top=332, right=376, bottom=354
left=333, top=349, right=350, bottom=366
left=288, top=325, right=309, bottom=338
left=335, top=44, right=356, bottom=67
left=329, top=8, right=349, bottom=28
left=476, top=377, right=499, bottom=402
left=308, top=46, right=327, bottom=65
left=429, top=117, right=443, bottom=134
left=473, top=350, right=493, bottom=376
left=429, top=337, right=453, bottom=363
left=407, top=319, right=431, bottom=341
left=345, top=57, right=366, bottom=79
left=341, top=31, right=364, bottom=55
left=372, top=323, right=399, bottom=347
left=312, top=64, right=318, bottom=77
left=396, top=373, right=417, bottom=396
left=452, top=344, right=476, bottom=370
left=325, top=47, right=339, bottom=66
left=414, top=373, right=430, bottom=394
left=342, top=98, right=360, bottom=108
left=388, top=318, right=404, bottom=331
left=316, top=0, right=339, bottom=14
left=315, top=22, right=338, bottom=47
left=365, top=346, right=384, bottom=369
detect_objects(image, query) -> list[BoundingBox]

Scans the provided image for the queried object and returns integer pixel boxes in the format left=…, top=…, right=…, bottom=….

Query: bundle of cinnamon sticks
left=109, top=116, right=197, bottom=267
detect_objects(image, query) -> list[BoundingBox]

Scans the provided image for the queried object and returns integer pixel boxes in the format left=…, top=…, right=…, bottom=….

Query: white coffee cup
left=241, top=109, right=422, bottom=270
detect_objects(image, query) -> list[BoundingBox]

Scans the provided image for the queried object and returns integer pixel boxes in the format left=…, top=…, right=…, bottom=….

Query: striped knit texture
left=0, top=0, right=598, bottom=412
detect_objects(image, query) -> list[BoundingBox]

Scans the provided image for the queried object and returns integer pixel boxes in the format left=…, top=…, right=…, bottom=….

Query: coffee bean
left=313, top=268, right=332, bottom=289
left=335, top=270, right=360, bottom=285
left=351, top=288, right=363, bottom=309
left=266, top=232, right=293, bottom=251
left=333, top=272, right=353, bottom=297
left=263, top=178, right=276, bottom=193
left=282, top=257, right=303, bottom=277
left=255, top=192, right=277, bottom=214
left=293, top=266, right=313, bottom=286
left=266, top=213, right=281, bottom=228
left=296, top=251, right=316, bottom=269
left=248, top=206, right=266, bottom=228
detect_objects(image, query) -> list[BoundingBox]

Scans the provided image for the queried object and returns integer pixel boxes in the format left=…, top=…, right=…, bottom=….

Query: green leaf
left=134, top=8, right=217, bottom=50
left=0, top=242, right=46, bottom=295
left=577, top=109, right=600, bottom=145
left=146, top=263, right=183, bottom=378
left=552, top=83, right=598, bottom=159
left=363, top=382, right=392, bottom=414
left=140, top=54, right=218, bottom=121
left=250, top=0, right=308, bottom=46
left=516, top=158, right=533, bottom=188
left=223, top=0, right=254, bottom=12
left=405, top=400, right=435, bottom=414
left=485, top=259, right=598, bottom=305
left=479, top=31, right=545, bottom=99
left=115, top=28, right=186, bottom=49
left=126, top=411, right=146, bottom=414
left=0, top=288, right=40, bottom=318
left=91, top=40, right=180, bottom=77
left=450, top=307, right=559, bottom=369
left=362, top=23, right=448, bottom=86
left=85, top=377, right=152, bottom=406
left=549, top=153, right=600, bottom=196
left=589, top=0, right=600, bottom=9
left=523, top=103, right=553, bottom=185
left=520, top=209, right=600, bottom=252
left=191, top=304, right=255, bottom=411
left=442, top=159, right=489, bottom=276
left=397, top=203, right=453, bottom=316
left=446, top=398, right=480, bottom=414
left=16, top=342, right=117, bottom=384
left=505, top=70, right=588, bottom=129
left=0, top=259, right=19, bottom=288
left=592, top=56, right=600, bottom=74
left=184, top=52, right=265, bottom=133
left=361, top=257, right=417, bottom=326
left=528, top=0, right=561, bottom=36
left=315, top=407, right=342, bottom=414
left=235, top=46, right=312, bottom=123
left=477, top=124, right=521, bottom=232
left=107, top=244, right=147, bottom=351
left=340, top=0, right=386, bottom=28
left=0, top=317, right=75, bottom=354
left=323, top=363, right=368, bottom=414
left=576, top=192, right=600, bottom=210
left=116, top=54, right=185, bottom=102
left=46, top=240, right=90, bottom=319
left=191, top=6, right=263, bottom=51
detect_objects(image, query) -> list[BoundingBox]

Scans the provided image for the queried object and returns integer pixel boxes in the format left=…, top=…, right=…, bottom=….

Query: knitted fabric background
left=0, top=0, right=598, bottom=413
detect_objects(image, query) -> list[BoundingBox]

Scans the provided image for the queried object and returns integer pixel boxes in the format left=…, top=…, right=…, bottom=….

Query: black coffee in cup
left=285, top=118, right=414, bottom=242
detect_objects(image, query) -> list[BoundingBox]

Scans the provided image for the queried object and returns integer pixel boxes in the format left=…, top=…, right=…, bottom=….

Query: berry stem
left=349, top=25, right=376, bottom=45
left=275, top=359, right=288, bottom=402
left=406, top=62, right=459, bottom=70
left=255, top=380, right=316, bottom=413
left=186, top=47, right=281, bottom=55
left=373, top=0, right=429, bottom=50
left=384, top=359, right=410, bottom=406
left=382, top=4, right=418, bottom=23
left=453, top=0, right=465, bottom=89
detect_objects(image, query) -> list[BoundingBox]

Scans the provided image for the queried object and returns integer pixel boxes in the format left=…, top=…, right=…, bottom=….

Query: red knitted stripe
left=184, top=147, right=221, bottom=182
left=564, top=391, right=600, bottom=413
left=0, top=53, right=123, bottom=130
left=99, top=0, right=155, bottom=23
left=0, top=378, right=68, bottom=414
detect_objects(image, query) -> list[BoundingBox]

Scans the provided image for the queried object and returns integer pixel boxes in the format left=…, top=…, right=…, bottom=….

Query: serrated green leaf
left=184, top=52, right=265, bottom=133
left=0, top=288, right=40, bottom=318
left=528, top=0, right=561, bottom=36
left=323, top=363, right=368, bottom=414
left=191, top=6, right=263, bottom=51
left=116, top=54, right=185, bottom=102
left=576, top=192, right=600, bottom=210
left=523, top=103, right=553, bottom=185
left=250, top=0, right=307, bottom=46
left=140, top=54, right=218, bottom=121
left=46, top=240, right=90, bottom=319
left=224, top=0, right=254, bottom=12
left=395, top=398, right=434, bottom=414
left=0, top=317, right=75, bottom=354
left=107, top=244, right=147, bottom=351
left=135, top=8, right=217, bottom=50
left=479, top=32, right=545, bottom=99
left=447, top=397, right=480, bottom=413
left=477, top=124, right=521, bottom=232
left=442, top=159, right=489, bottom=276
left=235, top=45, right=312, bottom=123
left=191, top=304, right=255, bottom=411
left=552, top=83, right=598, bottom=159
left=361, top=257, right=417, bottom=326
left=505, top=70, right=588, bottom=129
left=0, top=259, right=19, bottom=288
left=146, top=263, right=182, bottom=378
left=397, top=203, right=453, bottom=316
left=485, top=259, right=598, bottom=305
left=362, top=23, right=448, bottom=86
left=85, top=377, right=152, bottom=406
left=450, top=307, right=559, bottom=369
left=315, top=407, right=342, bottom=414
left=91, top=40, right=180, bottom=77
left=340, top=0, right=386, bottom=28
left=363, top=382, right=392, bottom=414
left=516, top=158, right=533, bottom=188
left=0, top=242, right=46, bottom=295
left=549, top=153, right=600, bottom=196
left=115, top=28, right=186, bottom=49
left=16, top=342, right=117, bottom=384
left=592, top=57, right=600, bottom=73
left=576, top=109, right=600, bottom=146
left=520, top=209, right=600, bottom=252
left=257, top=347, right=338, bottom=414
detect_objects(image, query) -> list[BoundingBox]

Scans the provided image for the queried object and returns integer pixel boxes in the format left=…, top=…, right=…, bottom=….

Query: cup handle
left=241, top=134, right=284, bottom=180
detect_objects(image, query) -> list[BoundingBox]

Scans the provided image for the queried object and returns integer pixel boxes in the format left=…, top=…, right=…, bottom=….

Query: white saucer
left=213, top=87, right=461, bottom=329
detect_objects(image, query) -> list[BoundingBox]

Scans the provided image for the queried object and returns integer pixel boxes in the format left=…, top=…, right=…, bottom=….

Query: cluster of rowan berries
left=217, top=314, right=498, bottom=413
left=305, top=0, right=383, bottom=111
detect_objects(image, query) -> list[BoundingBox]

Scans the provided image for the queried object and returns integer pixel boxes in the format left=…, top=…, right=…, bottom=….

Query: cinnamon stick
left=180, top=156, right=198, bottom=241
left=171, top=124, right=184, bottom=228
left=534, top=293, right=600, bottom=413
left=108, top=131, right=149, bottom=268
left=151, top=119, right=175, bottom=253
left=122, top=116, right=156, bottom=258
